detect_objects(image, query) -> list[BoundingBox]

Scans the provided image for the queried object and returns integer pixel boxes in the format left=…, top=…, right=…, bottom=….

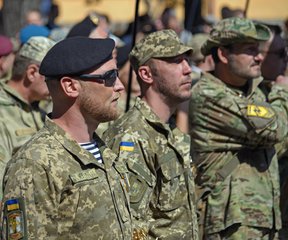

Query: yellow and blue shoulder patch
left=6, top=199, right=20, bottom=211
left=120, top=141, right=134, bottom=152
left=2, top=198, right=27, bottom=240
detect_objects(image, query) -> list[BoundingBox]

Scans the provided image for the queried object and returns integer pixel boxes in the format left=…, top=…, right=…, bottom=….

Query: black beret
left=39, top=37, right=115, bottom=78
left=66, top=16, right=96, bottom=38
left=116, top=43, right=132, bottom=69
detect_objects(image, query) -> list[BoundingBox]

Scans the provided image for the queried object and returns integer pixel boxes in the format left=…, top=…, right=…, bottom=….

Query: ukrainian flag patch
left=120, top=142, right=134, bottom=152
left=6, top=199, right=20, bottom=211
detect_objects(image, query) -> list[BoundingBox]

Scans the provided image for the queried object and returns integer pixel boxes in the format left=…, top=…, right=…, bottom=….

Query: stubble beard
left=228, top=57, right=261, bottom=80
left=79, top=94, right=120, bottom=123
left=157, top=77, right=191, bottom=105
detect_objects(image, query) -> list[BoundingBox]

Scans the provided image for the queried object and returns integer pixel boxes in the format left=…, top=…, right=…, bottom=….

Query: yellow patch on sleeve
left=247, top=104, right=275, bottom=119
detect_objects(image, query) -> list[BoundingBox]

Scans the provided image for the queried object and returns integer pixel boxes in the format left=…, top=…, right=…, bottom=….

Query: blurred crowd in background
left=0, top=0, right=287, bottom=123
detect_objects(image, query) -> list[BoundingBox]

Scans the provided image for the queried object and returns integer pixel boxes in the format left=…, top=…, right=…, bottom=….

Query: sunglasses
left=77, top=69, right=119, bottom=87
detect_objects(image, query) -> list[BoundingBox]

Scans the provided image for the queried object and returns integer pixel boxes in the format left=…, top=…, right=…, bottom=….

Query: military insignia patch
left=8, top=212, right=24, bottom=239
left=6, top=199, right=20, bottom=212
left=3, top=198, right=27, bottom=240
left=247, top=104, right=275, bottom=119
left=120, top=142, right=134, bottom=152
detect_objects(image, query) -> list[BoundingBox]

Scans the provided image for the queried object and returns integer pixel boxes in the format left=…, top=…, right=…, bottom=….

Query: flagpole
left=125, top=0, right=140, bottom=112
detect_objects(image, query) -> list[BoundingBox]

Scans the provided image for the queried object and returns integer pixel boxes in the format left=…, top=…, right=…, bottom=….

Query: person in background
left=19, top=24, right=50, bottom=45
left=66, top=11, right=108, bottom=39
left=0, top=35, right=15, bottom=82
left=259, top=21, right=288, bottom=240
left=159, top=7, right=193, bottom=45
left=25, top=9, right=44, bottom=26
left=103, top=29, right=199, bottom=239
left=0, top=36, right=55, bottom=201
left=189, top=17, right=288, bottom=239
left=188, top=33, right=215, bottom=83
left=221, top=6, right=244, bottom=19
left=1, top=37, right=131, bottom=239
left=66, top=11, right=124, bottom=47
left=259, top=22, right=288, bottom=95
left=175, top=33, right=215, bottom=134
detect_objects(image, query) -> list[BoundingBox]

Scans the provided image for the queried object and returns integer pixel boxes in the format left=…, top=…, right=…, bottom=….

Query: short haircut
left=12, top=55, right=38, bottom=80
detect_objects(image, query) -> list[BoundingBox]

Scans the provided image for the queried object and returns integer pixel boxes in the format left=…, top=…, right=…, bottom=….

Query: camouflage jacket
left=189, top=72, right=288, bottom=234
left=1, top=117, right=132, bottom=239
left=0, top=82, right=44, bottom=200
left=103, top=97, right=198, bottom=240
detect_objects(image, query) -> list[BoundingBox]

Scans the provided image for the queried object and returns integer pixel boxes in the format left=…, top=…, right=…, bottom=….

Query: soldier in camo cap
left=189, top=17, right=288, bottom=239
left=201, top=17, right=270, bottom=56
left=103, top=29, right=199, bottom=239
left=1, top=37, right=131, bottom=239
left=0, top=36, right=55, bottom=201
left=188, top=33, right=215, bottom=83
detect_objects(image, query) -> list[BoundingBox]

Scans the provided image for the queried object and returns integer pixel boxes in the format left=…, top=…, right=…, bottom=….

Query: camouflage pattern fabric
left=103, top=97, right=199, bottom=240
left=187, top=33, right=209, bottom=63
left=129, top=29, right=193, bottom=71
left=201, top=17, right=271, bottom=56
left=189, top=72, right=288, bottom=237
left=19, top=36, right=55, bottom=62
left=96, top=95, right=136, bottom=138
left=206, top=224, right=277, bottom=240
left=259, top=80, right=288, bottom=239
left=0, top=82, right=44, bottom=200
left=278, top=150, right=288, bottom=240
left=1, top=117, right=132, bottom=239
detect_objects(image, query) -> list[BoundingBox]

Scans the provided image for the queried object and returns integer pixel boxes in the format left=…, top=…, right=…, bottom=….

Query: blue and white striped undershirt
left=80, top=141, right=102, bottom=163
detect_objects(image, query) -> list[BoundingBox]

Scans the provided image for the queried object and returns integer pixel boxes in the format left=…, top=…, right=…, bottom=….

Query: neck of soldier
left=142, top=91, right=175, bottom=123
left=214, top=63, right=249, bottom=87
left=52, top=104, right=98, bottom=143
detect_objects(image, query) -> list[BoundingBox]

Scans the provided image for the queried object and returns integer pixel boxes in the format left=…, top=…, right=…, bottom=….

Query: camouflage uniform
left=103, top=97, right=198, bottom=239
left=0, top=37, right=55, bottom=200
left=188, top=33, right=210, bottom=84
left=0, top=83, right=44, bottom=192
left=259, top=76, right=288, bottom=240
left=189, top=18, right=288, bottom=239
left=1, top=117, right=132, bottom=239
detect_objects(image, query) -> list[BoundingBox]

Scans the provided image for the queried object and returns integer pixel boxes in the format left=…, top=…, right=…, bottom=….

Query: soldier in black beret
left=66, top=12, right=108, bottom=39
left=1, top=37, right=132, bottom=239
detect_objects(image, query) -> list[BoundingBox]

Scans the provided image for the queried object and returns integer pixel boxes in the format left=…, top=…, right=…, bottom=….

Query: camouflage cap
left=201, top=17, right=271, bottom=56
left=19, top=36, right=55, bottom=63
left=129, top=29, right=193, bottom=71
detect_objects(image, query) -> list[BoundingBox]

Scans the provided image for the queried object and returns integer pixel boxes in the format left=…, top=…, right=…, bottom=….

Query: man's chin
left=100, top=111, right=121, bottom=123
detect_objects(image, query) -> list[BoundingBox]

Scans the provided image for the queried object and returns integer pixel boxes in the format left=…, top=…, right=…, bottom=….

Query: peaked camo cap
left=201, top=17, right=271, bottom=56
left=129, top=29, right=193, bottom=71
left=19, top=36, right=55, bottom=62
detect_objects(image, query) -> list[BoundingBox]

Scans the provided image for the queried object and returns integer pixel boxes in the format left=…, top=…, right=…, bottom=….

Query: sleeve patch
left=3, top=198, right=27, bottom=240
left=119, top=142, right=134, bottom=152
left=247, top=104, right=275, bottom=119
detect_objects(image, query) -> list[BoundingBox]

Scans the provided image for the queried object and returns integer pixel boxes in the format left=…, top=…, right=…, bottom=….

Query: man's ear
left=26, top=64, right=39, bottom=82
left=218, top=47, right=229, bottom=64
left=59, top=77, right=80, bottom=98
left=138, top=65, right=153, bottom=84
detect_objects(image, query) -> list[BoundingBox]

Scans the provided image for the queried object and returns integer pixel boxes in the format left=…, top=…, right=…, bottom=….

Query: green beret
left=39, top=37, right=115, bottom=78
left=129, top=29, right=193, bottom=71
left=201, top=17, right=271, bottom=56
